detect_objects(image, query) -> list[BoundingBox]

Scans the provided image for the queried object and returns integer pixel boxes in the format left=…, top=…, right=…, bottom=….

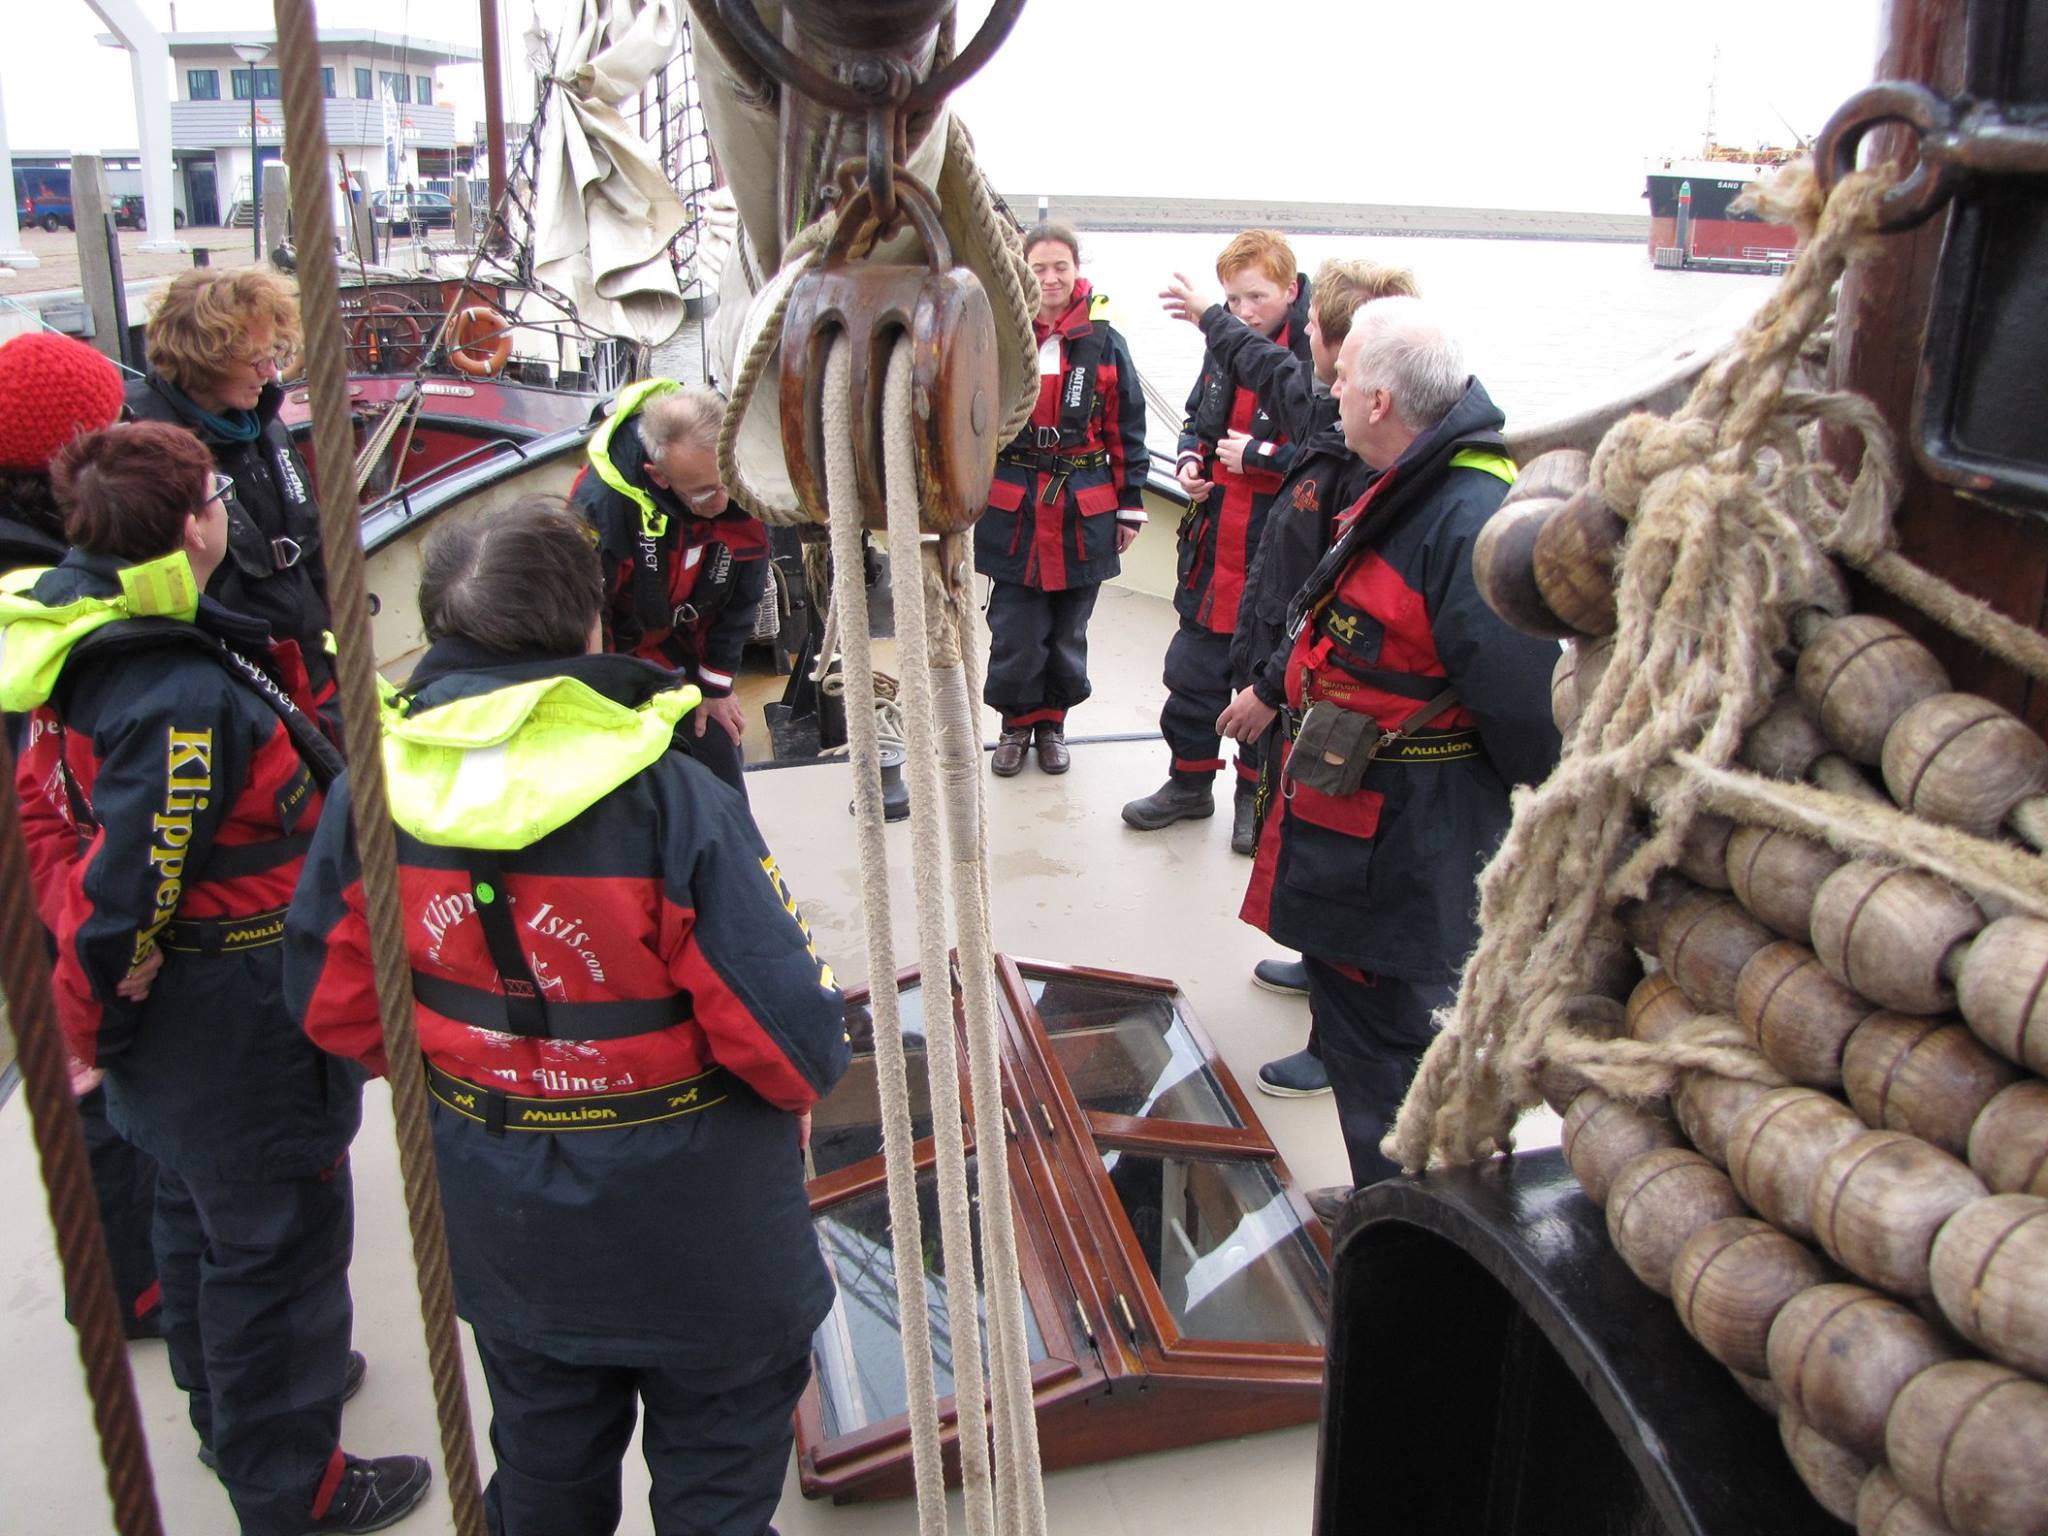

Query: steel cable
left=270, top=3, right=487, bottom=1530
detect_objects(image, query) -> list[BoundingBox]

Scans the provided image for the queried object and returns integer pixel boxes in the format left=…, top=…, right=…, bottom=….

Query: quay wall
left=1001, top=193, right=1647, bottom=244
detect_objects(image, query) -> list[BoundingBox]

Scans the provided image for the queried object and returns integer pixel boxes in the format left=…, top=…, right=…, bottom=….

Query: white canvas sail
left=531, top=0, right=692, bottom=346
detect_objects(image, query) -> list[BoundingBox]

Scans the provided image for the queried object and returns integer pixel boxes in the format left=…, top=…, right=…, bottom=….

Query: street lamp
left=231, top=42, right=269, bottom=262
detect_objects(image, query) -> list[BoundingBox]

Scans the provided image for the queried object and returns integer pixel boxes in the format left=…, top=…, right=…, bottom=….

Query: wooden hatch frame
left=794, top=955, right=1334, bottom=1502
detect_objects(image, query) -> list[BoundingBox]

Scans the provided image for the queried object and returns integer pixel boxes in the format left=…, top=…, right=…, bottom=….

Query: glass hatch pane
left=1101, top=1149, right=1327, bottom=1347
left=810, top=981, right=936, bottom=1180
left=811, top=1157, right=1049, bottom=1440
left=1024, top=974, right=1239, bottom=1127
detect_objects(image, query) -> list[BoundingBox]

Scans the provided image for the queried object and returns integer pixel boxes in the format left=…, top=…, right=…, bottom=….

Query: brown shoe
left=991, top=727, right=1031, bottom=777
left=1034, top=722, right=1071, bottom=774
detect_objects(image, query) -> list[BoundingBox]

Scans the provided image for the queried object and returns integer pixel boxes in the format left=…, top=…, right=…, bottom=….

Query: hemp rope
left=821, top=336, right=953, bottom=1536
left=1386, top=168, right=1896, bottom=1174
left=880, top=352, right=1047, bottom=1534
left=0, top=745, right=162, bottom=1535
left=1392, top=157, right=2048, bottom=1174
left=271, top=5, right=487, bottom=1528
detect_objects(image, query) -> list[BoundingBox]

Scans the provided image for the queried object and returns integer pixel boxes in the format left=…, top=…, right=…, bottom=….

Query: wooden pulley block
left=1531, top=484, right=1627, bottom=636
left=1966, top=1080, right=2048, bottom=1196
left=1842, top=1014, right=2020, bottom=1159
left=1858, top=1466, right=1962, bottom=1536
left=1778, top=1407, right=1872, bottom=1525
left=1929, top=1193, right=2048, bottom=1380
left=1501, top=446, right=1589, bottom=508
left=1726, top=1087, right=1867, bottom=1241
left=1675, top=812, right=1737, bottom=891
left=1881, top=692, right=2048, bottom=844
left=1617, top=868, right=1701, bottom=952
left=1624, top=970, right=1696, bottom=1043
left=1740, top=693, right=1891, bottom=803
left=1658, top=891, right=1777, bottom=1015
left=1954, top=915, right=2048, bottom=1075
left=1810, top=1129, right=1988, bottom=1298
left=1560, top=1088, right=1681, bottom=1206
left=1767, top=1282, right=1956, bottom=1464
left=1604, top=1146, right=1747, bottom=1295
left=1726, top=824, right=1847, bottom=943
left=1536, top=995, right=1626, bottom=1113
left=1671, top=1215, right=1829, bottom=1377
left=1886, top=1360, right=2048, bottom=1536
left=1549, top=644, right=1581, bottom=735
left=1794, top=614, right=1952, bottom=766
left=1736, top=940, right=1879, bottom=1089
left=779, top=178, right=999, bottom=533
left=1471, top=498, right=1577, bottom=639
left=1809, top=863, right=1984, bottom=1017
left=1673, top=1071, right=1777, bottom=1167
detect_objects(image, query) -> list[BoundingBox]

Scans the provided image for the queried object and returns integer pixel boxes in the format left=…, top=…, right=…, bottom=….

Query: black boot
left=1121, top=774, right=1215, bottom=830
left=1231, top=780, right=1257, bottom=855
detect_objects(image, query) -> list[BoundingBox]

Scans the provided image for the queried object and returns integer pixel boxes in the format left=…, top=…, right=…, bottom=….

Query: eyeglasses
left=234, top=343, right=294, bottom=372
left=205, top=473, right=235, bottom=508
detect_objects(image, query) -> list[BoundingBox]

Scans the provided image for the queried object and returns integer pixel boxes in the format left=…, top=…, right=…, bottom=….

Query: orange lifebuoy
left=447, top=305, right=514, bottom=377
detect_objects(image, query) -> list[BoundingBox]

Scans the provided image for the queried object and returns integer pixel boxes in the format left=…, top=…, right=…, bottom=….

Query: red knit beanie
left=0, top=332, right=126, bottom=473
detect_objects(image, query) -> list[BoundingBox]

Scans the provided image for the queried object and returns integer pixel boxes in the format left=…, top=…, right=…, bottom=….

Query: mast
left=478, top=0, right=508, bottom=239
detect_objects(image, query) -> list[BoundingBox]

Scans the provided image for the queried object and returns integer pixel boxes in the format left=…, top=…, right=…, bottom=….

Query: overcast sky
left=11, top=0, right=1884, bottom=214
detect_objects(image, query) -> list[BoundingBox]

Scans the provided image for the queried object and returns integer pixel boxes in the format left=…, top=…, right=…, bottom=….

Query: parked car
left=370, top=190, right=455, bottom=234
left=111, top=195, right=186, bottom=232
left=13, top=168, right=74, bottom=233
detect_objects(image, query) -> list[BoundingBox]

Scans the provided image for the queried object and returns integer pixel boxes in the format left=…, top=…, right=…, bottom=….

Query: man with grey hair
left=574, top=379, right=767, bottom=793
left=1221, top=296, right=1562, bottom=1209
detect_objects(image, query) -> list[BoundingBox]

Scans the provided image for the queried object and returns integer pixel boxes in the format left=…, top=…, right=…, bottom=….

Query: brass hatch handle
left=1073, top=1297, right=1096, bottom=1348
left=1116, top=1291, right=1140, bottom=1344
left=1035, top=1102, right=1057, bottom=1137
left=1002, top=1106, right=1018, bottom=1140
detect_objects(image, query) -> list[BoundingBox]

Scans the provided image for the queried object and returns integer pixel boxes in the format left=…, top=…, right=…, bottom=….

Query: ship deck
left=0, top=576, right=1561, bottom=1534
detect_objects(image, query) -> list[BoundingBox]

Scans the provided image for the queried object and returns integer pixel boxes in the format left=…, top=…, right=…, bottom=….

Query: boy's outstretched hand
left=1160, top=272, right=1217, bottom=326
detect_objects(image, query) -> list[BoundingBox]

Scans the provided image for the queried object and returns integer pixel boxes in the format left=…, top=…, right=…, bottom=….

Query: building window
left=322, top=67, right=336, bottom=98
left=416, top=75, right=433, bottom=105
left=187, top=68, right=220, bottom=101
left=355, top=67, right=372, bottom=98
left=378, top=71, right=411, bottom=104
left=231, top=68, right=282, bottom=101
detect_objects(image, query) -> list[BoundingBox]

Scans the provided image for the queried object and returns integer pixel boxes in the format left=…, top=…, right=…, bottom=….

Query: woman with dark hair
left=123, top=267, right=334, bottom=708
left=0, top=421, right=429, bottom=1536
left=287, top=494, right=849, bottom=1536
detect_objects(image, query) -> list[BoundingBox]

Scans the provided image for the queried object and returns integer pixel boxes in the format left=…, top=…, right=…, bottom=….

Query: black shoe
left=200, top=1353, right=366, bottom=1473
left=1252, top=958, right=1310, bottom=995
left=1230, top=782, right=1257, bottom=855
left=1258, top=1049, right=1332, bottom=1098
left=1121, top=777, right=1215, bottom=830
left=1306, top=1185, right=1354, bottom=1228
left=991, top=727, right=1030, bottom=777
left=304, top=1454, right=433, bottom=1533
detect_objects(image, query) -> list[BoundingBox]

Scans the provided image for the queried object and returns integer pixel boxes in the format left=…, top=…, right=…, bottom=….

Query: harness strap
left=423, top=1057, right=727, bottom=1134
left=464, top=851, right=552, bottom=1038
left=159, top=906, right=289, bottom=955
left=409, top=970, right=691, bottom=1041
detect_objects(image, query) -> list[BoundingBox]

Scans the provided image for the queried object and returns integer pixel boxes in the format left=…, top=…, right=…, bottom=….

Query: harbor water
left=1066, top=230, right=1780, bottom=452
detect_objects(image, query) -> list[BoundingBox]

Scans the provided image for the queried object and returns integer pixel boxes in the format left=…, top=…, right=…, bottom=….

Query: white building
left=146, top=29, right=477, bottom=225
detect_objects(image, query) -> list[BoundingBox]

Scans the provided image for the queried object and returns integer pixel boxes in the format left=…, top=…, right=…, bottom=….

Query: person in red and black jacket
left=974, top=222, right=1149, bottom=777
left=1221, top=300, right=1561, bottom=1205
left=0, top=422, right=430, bottom=1536
left=1125, top=228, right=1312, bottom=836
left=572, top=380, right=768, bottom=795
left=285, top=496, right=849, bottom=1536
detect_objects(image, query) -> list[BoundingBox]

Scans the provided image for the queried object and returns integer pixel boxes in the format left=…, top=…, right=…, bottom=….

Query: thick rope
left=717, top=219, right=831, bottom=525
left=270, top=5, right=487, bottom=1529
left=869, top=340, right=998, bottom=1536
left=941, top=114, right=1040, bottom=444
left=0, top=738, right=162, bottom=1536
left=879, top=345, right=1047, bottom=1535
left=820, top=335, right=951, bottom=1536
left=1386, top=169, right=1897, bottom=1173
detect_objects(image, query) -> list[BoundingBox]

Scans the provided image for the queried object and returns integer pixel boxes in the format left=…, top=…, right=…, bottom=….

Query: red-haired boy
left=1124, top=229, right=1311, bottom=841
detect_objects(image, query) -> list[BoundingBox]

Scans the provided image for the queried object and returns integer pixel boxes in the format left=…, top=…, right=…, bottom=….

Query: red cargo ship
left=1645, top=144, right=1802, bottom=273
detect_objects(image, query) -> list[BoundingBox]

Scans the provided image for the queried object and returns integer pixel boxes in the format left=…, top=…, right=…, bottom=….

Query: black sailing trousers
left=1160, top=619, right=1263, bottom=782
left=155, top=1157, right=354, bottom=1534
left=983, top=578, right=1100, bottom=729
left=476, top=1335, right=811, bottom=1536
left=1304, top=959, right=1453, bottom=1187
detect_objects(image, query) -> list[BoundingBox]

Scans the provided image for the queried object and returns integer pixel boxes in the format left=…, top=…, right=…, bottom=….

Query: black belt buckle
left=1033, top=425, right=1061, bottom=450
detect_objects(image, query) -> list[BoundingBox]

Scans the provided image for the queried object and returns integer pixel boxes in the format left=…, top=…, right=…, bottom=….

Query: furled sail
left=532, top=0, right=692, bottom=346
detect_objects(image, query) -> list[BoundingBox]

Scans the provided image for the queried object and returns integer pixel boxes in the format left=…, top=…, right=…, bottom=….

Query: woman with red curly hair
left=125, top=268, right=335, bottom=710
